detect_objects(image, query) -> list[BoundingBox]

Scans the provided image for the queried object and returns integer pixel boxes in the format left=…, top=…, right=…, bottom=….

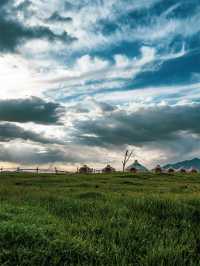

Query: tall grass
left=0, top=172, right=200, bottom=265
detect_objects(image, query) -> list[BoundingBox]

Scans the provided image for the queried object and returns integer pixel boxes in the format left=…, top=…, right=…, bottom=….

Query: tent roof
left=126, top=160, right=148, bottom=172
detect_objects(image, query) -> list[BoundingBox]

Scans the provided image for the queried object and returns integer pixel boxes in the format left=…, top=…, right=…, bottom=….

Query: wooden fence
left=0, top=167, right=68, bottom=174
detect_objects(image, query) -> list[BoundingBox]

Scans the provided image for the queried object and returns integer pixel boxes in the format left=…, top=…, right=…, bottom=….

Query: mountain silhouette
left=163, top=158, right=200, bottom=170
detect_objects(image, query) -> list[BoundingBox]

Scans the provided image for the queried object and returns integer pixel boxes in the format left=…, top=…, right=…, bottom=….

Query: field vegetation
left=0, top=172, right=200, bottom=265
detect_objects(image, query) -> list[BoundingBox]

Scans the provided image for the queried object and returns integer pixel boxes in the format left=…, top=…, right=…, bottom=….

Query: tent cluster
left=153, top=165, right=198, bottom=174
left=78, top=164, right=116, bottom=174
left=78, top=161, right=199, bottom=174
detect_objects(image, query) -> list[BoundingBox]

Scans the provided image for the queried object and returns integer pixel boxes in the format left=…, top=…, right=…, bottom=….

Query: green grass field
left=1, top=172, right=200, bottom=265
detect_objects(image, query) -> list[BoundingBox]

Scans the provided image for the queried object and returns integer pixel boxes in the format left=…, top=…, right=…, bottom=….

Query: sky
left=0, top=0, right=200, bottom=170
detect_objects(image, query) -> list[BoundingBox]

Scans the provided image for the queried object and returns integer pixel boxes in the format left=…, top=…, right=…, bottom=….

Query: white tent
left=126, top=160, right=149, bottom=173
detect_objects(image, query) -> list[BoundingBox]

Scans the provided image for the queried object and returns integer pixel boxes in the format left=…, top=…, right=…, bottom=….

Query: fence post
left=55, top=167, right=58, bottom=175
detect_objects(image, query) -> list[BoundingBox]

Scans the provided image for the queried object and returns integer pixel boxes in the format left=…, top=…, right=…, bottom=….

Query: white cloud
left=97, top=82, right=200, bottom=105
left=42, top=46, right=156, bottom=101
left=0, top=54, right=44, bottom=99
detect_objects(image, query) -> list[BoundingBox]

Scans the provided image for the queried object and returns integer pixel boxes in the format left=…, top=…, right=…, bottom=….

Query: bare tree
left=122, top=150, right=133, bottom=172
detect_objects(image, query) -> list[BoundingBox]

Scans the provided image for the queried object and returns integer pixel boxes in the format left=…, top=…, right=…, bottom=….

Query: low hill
left=163, top=158, right=200, bottom=170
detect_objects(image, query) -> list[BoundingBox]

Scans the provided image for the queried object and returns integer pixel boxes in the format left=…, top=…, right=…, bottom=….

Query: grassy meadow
left=0, top=172, right=200, bottom=265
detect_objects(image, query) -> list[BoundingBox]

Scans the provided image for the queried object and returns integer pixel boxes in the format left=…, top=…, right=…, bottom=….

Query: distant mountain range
left=163, top=158, right=200, bottom=170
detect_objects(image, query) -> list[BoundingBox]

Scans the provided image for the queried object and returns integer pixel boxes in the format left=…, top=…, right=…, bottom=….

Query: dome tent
left=189, top=168, right=198, bottom=174
left=153, top=165, right=163, bottom=174
left=79, top=165, right=93, bottom=174
left=102, top=165, right=116, bottom=173
left=126, top=160, right=148, bottom=173
left=167, top=168, right=175, bottom=173
left=178, top=168, right=187, bottom=173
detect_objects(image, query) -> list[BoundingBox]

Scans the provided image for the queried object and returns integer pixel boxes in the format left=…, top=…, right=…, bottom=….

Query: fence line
left=0, top=167, right=110, bottom=174
left=0, top=167, right=69, bottom=174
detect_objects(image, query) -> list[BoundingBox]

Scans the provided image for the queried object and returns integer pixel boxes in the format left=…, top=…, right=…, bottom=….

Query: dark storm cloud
left=0, top=19, right=76, bottom=52
left=47, top=12, right=72, bottom=23
left=73, top=104, right=200, bottom=147
left=0, top=97, right=64, bottom=124
left=0, top=1, right=77, bottom=53
left=0, top=123, right=58, bottom=144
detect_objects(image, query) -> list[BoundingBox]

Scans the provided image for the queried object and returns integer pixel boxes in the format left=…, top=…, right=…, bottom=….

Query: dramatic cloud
left=0, top=123, right=59, bottom=144
left=0, top=141, right=112, bottom=165
left=0, top=0, right=199, bottom=168
left=0, top=143, right=73, bottom=164
left=0, top=19, right=76, bottom=53
left=73, top=104, right=200, bottom=147
left=0, top=97, right=64, bottom=124
left=0, top=1, right=76, bottom=53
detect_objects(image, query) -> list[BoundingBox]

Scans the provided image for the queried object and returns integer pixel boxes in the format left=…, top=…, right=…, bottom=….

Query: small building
left=126, top=160, right=148, bottom=173
left=178, top=168, right=187, bottom=174
left=153, top=165, right=163, bottom=174
left=189, top=168, right=198, bottom=174
left=102, top=165, right=116, bottom=173
left=167, top=168, right=175, bottom=174
left=79, top=165, right=93, bottom=174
